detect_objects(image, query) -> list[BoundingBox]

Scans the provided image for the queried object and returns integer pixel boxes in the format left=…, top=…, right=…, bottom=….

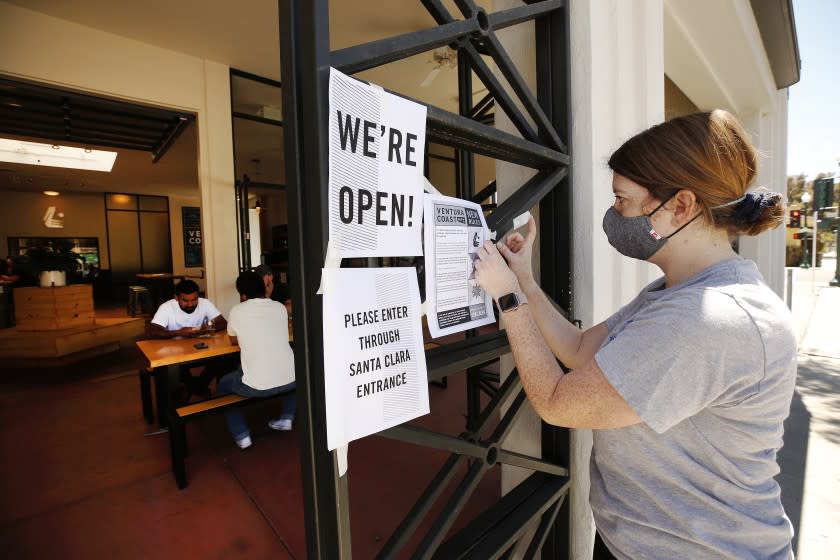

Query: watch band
left=497, top=291, right=528, bottom=313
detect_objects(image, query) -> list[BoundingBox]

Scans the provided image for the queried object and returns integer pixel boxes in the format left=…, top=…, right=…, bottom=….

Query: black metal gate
left=279, top=1, right=573, bottom=558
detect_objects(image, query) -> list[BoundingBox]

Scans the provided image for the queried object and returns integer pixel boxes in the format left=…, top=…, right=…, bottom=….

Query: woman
left=474, top=110, right=796, bottom=559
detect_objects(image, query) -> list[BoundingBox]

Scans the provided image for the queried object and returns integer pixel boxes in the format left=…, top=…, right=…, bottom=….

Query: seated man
left=147, top=279, right=227, bottom=338
left=0, top=255, right=21, bottom=284
left=147, top=279, right=230, bottom=399
left=217, top=271, right=296, bottom=449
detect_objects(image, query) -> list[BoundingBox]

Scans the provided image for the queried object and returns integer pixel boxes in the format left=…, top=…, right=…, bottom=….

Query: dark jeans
left=182, top=354, right=240, bottom=395
left=216, top=367, right=296, bottom=441
left=593, top=531, right=618, bottom=560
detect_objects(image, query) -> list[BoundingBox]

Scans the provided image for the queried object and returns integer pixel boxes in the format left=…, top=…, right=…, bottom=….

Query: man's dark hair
left=253, top=264, right=273, bottom=278
left=175, top=279, right=200, bottom=296
left=236, top=271, right=266, bottom=299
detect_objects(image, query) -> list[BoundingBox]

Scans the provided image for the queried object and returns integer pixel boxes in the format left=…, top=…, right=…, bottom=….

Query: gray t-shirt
left=592, top=258, right=796, bottom=559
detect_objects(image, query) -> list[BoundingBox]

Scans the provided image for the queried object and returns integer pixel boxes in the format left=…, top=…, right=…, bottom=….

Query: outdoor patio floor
left=0, top=317, right=501, bottom=559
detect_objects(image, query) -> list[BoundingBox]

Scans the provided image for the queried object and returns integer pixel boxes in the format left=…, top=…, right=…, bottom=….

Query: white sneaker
left=235, top=435, right=252, bottom=449
left=268, top=418, right=292, bottom=431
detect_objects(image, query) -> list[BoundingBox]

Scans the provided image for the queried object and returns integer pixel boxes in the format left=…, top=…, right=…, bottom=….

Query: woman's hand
left=474, top=240, right=521, bottom=301
left=497, top=216, right=537, bottom=287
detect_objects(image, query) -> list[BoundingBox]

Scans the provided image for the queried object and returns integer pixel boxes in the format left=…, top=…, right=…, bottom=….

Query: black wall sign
left=182, top=207, right=203, bottom=267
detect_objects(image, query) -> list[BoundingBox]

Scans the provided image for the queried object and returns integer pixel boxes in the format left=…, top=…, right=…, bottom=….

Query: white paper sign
left=423, top=192, right=496, bottom=338
left=328, top=67, right=426, bottom=257
left=322, top=267, right=429, bottom=450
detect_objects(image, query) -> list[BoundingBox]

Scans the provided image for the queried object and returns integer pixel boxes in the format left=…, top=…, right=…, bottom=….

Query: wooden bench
left=0, top=317, right=144, bottom=366
left=168, top=392, right=287, bottom=489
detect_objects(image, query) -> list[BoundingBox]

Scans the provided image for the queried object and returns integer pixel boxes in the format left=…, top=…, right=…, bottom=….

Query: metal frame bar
left=424, top=103, right=567, bottom=168
left=332, top=18, right=479, bottom=75
left=430, top=472, right=570, bottom=560
left=279, top=1, right=351, bottom=558
left=280, top=1, right=572, bottom=558
left=533, top=3, right=574, bottom=557
left=470, top=92, right=494, bottom=120
left=330, top=1, right=561, bottom=76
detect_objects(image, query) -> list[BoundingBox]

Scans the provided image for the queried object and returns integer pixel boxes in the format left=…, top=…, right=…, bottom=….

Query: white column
left=567, top=1, right=664, bottom=557
left=197, top=60, right=239, bottom=313
left=493, top=1, right=665, bottom=557
left=737, top=91, right=790, bottom=297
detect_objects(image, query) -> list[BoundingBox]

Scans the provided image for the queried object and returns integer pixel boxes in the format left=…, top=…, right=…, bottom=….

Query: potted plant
left=26, top=240, right=84, bottom=287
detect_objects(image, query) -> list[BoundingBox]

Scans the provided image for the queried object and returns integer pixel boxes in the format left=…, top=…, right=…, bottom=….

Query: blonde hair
left=608, top=110, right=783, bottom=236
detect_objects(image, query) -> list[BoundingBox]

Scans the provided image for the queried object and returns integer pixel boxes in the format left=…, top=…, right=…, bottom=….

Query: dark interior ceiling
left=0, top=77, right=194, bottom=163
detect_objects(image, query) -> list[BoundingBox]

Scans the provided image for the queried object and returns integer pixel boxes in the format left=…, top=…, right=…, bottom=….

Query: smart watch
left=497, top=292, right=528, bottom=313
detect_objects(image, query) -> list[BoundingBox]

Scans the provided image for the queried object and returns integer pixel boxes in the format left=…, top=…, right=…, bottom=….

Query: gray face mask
left=602, top=196, right=698, bottom=261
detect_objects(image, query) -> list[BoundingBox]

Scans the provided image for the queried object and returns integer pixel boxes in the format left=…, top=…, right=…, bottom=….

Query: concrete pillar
left=196, top=60, right=239, bottom=312
left=494, top=1, right=665, bottom=557
left=737, top=91, right=790, bottom=298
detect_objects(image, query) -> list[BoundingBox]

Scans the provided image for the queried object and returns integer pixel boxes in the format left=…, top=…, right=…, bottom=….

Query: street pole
left=811, top=210, right=818, bottom=292
left=831, top=218, right=840, bottom=286
left=800, top=194, right=812, bottom=269
left=799, top=227, right=811, bottom=269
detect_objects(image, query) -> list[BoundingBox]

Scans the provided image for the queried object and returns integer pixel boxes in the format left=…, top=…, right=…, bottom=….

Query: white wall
left=663, top=0, right=789, bottom=297
left=493, top=1, right=665, bottom=557
left=568, top=2, right=665, bottom=557
left=736, top=93, right=790, bottom=295
left=0, top=1, right=239, bottom=314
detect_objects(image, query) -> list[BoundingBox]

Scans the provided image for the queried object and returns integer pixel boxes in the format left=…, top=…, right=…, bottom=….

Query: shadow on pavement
left=777, top=390, right=809, bottom=556
left=794, top=355, right=840, bottom=446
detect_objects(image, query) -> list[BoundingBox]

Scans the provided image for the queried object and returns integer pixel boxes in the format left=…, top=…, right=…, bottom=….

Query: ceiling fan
left=420, top=47, right=459, bottom=88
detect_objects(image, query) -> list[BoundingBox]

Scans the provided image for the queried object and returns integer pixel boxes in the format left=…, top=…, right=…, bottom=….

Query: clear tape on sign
left=423, top=177, right=441, bottom=195
left=513, top=210, right=532, bottom=230
left=317, top=239, right=343, bottom=295
left=490, top=210, right=532, bottom=242
left=337, top=444, right=348, bottom=476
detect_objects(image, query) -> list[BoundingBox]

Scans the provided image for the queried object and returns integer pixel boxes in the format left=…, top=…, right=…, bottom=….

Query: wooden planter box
left=13, top=285, right=95, bottom=331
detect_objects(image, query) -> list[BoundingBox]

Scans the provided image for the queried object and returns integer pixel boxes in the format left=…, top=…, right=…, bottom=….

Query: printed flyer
left=423, top=192, right=495, bottom=338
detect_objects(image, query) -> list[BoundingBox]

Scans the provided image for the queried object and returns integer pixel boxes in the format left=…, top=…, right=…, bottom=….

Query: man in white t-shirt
left=148, top=279, right=227, bottom=338
left=217, top=271, right=296, bottom=449
left=147, top=279, right=231, bottom=400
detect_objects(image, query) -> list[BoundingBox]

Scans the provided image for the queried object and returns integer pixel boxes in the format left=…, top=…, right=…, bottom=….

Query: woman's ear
left=670, top=189, right=698, bottom=224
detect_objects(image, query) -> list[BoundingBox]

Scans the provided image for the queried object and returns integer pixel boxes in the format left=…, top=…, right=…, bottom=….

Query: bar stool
left=128, top=285, right=153, bottom=317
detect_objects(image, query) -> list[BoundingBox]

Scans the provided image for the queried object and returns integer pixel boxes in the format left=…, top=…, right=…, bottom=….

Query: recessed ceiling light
left=0, top=138, right=117, bottom=172
left=43, top=190, right=60, bottom=196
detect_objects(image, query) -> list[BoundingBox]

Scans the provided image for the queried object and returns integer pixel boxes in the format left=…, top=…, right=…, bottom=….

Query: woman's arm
left=496, top=217, right=609, bottom=368
left=498, top=304, right=639, bottom=429
left=517, top=279, right=609, bottom=370
left=475, top=238, right=639, bottom=429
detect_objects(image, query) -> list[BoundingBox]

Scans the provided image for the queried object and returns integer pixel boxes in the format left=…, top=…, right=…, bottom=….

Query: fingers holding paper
left=496, top=216, right=537, bottom=285
left=474, top=240, right=520, bottom=301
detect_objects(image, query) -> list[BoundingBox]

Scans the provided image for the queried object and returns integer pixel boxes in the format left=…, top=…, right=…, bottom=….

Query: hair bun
left=733, top=191, right=778, bottom=222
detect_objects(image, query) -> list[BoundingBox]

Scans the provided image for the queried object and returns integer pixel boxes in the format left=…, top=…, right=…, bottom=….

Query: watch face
left=498, top=293, right=517, bottom=311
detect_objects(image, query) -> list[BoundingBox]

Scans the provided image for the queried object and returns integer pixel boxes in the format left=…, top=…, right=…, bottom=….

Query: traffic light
left=789, top=209, right=801, bottom=228
left=814, top=178, right=835, bottom=210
